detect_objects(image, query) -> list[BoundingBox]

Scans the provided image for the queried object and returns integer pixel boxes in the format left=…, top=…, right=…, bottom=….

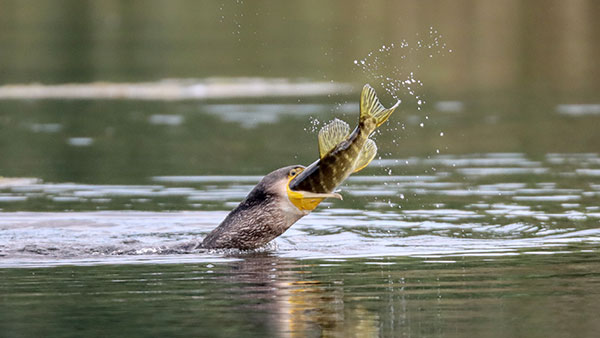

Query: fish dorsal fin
left=353, top=139, right=377, bottom=173
left=318, top=118, right=350, bottom=159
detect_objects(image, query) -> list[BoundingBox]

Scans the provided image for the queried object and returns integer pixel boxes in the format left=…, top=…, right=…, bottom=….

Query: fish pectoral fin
left=353, top=139, right=377, bottom=173
left=299, top=191, right=343, bottom=200
left=318, top=118, right=350, bottom=159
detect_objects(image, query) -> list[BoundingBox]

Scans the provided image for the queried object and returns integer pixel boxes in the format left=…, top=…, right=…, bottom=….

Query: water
left=2, top=254, right=599, bottom=337
left=1, top=0, right=600, bottom=337
left=1, top=152, right=599, bottom=266
left=1, top=152, right=599, bottom=337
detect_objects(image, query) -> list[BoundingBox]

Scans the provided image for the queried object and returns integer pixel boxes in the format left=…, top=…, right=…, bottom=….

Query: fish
left=287, top=84, right=400, bottom=211
left=200, top=84, right=398, bottom=250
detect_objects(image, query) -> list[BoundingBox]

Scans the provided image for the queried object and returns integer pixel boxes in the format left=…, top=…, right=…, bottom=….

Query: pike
left=287, top=84, right=400, bottom=211
left=201, top=84, right=398, bottom=249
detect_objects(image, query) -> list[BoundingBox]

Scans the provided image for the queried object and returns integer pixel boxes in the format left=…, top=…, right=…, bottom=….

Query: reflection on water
left=556, top=104, right=600, bottom=117
left=203, top=103, right=356, bottom=128
left=0, top=79, right=353, bottom=100
left=1, top=253, right=599, bottom=337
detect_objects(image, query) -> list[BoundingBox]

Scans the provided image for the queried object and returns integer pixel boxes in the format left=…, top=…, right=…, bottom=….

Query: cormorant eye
left=289, top=168, right=302, bottom=177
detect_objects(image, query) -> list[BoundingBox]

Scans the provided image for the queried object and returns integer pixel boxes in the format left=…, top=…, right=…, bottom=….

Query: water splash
left=219, top=1, right=245, bottom=42
left=353, top=27, right=450, bottom=107
left=305, top=116, right=322, bottom=133
left=352, top=28, right=451, bottom=176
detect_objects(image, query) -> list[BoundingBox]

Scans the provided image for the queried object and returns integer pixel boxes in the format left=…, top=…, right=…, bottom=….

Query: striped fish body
left=289, top=84, right=399, bottom=197
left=290, top=122, right=374, bottom=193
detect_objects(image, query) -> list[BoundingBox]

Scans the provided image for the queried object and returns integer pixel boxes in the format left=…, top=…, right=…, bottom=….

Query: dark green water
left=2, top=253, right=600, bottom=337
left=1, top=1, right=600, bottom=337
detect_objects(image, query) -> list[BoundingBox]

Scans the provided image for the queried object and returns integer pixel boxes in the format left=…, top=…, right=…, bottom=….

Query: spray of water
left=353, top=27, right=450, bottom=109
left=352, top=28, right=452, bottom=206
left=304, top=116, right=322, bottom=133
left=219, top=0, right=245, bottom=42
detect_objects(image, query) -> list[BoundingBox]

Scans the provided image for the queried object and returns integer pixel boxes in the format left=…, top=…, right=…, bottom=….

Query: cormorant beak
left=286, top=170, right=342, bottom=212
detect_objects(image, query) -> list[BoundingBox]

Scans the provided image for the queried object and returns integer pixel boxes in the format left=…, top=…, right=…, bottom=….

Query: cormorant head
left=260, top=165, right=305, bottom=191
left=257, top=165, right=311, bottom=216
left=257, top=165, right=304, bottom=195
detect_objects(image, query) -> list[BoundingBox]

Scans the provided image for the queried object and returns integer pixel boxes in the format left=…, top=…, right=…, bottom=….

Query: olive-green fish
left=287, top=84, right=400, bottom=211
left=200, top=84, right=399, bottom=250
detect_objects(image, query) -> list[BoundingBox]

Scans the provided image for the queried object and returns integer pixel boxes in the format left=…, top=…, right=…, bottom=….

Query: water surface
left=1, top=1, right=600, bottom=337
left=2, top=151, right=599, bottom=337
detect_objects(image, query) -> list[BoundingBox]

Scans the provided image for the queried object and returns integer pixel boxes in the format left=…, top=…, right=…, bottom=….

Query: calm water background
left=1, top=1, right=600, bottom=337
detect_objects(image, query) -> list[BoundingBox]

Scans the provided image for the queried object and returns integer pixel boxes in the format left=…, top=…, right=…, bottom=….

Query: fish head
left=286, top=165, right=342, bottom=212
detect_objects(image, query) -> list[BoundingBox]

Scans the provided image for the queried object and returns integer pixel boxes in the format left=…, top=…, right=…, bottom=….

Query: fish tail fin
left=360, top=84, right=400, bottom=128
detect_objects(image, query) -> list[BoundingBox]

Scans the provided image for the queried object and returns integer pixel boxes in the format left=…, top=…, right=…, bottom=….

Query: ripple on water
left=0, top=152, right=599, bottom=266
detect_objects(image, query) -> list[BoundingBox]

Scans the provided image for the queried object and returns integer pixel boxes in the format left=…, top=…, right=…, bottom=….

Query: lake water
left=1, top=1, right=600, bottom=337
